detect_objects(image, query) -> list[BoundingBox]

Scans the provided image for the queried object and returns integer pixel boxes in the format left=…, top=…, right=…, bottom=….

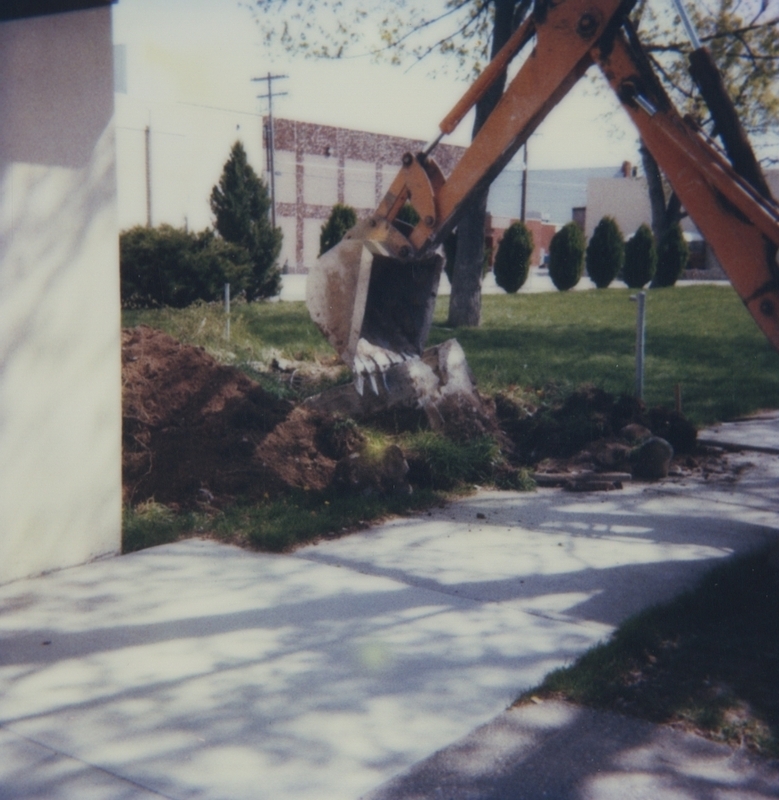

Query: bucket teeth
left=352, top=353, right=383, bottom=396
left=353, top=354, right=371, bottom=396
left=351, top=340, right=422, bottom=396
left=371, top=350, right=392, bottom=373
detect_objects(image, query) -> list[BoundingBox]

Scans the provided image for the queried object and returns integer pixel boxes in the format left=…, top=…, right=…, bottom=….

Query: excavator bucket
left=306, top=216, right=442, bottom=385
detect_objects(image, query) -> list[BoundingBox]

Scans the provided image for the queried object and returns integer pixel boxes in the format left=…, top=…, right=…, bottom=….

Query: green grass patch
left=401, top=431, right=535, bottom=491
left=123, top=286, right=779, bottom=426
left=518, top=545, right=779, bottom=757
left=123, top=501, right=209, bottom=554
left=123, top=300, right=341, bottom=398
left=123, top=299, right=333, bottom=362
left=430, top=286, right=779, bottom=426
left=123, top=488, right=444, bottom=554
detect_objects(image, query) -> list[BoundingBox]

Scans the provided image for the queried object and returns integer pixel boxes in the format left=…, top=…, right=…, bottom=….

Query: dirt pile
left=123, top=328, right=717, bottom=508
left=122, top=327, right=353, bottom=507
left=495, top=385, right=714, bottom=485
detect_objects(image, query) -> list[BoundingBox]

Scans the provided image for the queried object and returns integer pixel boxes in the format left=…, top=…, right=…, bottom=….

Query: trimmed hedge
left=549, top=222, right=585, bottom=291
left=120, top=225, right=252, bottom=309
left=586, top=216, right=624, bottom=289
left=494, top=221, right=534, bottom=293
left=624, top=224, right=657, bottom=288
left=654, top=223, right=689, bottom=287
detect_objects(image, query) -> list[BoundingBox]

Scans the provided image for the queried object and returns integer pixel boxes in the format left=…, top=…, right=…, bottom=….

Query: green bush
left=586, top=216, right=624, bottom=288
left=624, top=224, right=657, bottom=288
left=654, top=223, right=689, bottom=287
left=210, top=141, right=282, bottom=300
left=395, top=202, right=420, bottom=228
left=320, top=203, right=357, bottom=255
left=548, top=222, right=585, bottom=291
left=120, top=225, right=252, bottom=309
left=494, top=221, right=534, bottom=293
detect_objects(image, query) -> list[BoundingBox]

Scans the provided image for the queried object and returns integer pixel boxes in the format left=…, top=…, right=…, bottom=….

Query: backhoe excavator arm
left=307, top=0, right=779, bottom=375
left=593, top=22, right=779, bottom=347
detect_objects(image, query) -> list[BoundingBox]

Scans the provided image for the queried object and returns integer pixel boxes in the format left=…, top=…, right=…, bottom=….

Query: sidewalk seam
left=0, top=722, right=180, bottom=800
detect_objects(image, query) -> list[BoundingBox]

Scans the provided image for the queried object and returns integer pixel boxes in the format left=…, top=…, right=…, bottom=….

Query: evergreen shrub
left=654, top=223, right=689, bottom=287
left=586, top=216, right=624, bottom=288
left=210, top=141, right=282, bottom=300
left=624, top=224, right=657, bottom=288
left=320, top=203, right=357, bottom=255
left=494, top=221, right=534, bottom=293
left=120, top=225, right=252, bottom=309
left=549, top=222, right=585, bottom=291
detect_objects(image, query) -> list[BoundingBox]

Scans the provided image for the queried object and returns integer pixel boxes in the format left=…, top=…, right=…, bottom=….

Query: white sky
left=112, top=0, right=645, bottom=170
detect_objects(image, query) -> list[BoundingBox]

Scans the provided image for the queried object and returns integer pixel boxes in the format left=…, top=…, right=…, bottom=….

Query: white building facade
left=0, top=1, right=122, bottom=584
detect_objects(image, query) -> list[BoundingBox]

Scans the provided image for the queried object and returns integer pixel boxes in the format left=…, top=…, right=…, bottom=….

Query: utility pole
left=520, top=142, right=528, bottom=223
left=145, top=124, right=152, bottom=227
left=252, top=72, right=288, bottom=228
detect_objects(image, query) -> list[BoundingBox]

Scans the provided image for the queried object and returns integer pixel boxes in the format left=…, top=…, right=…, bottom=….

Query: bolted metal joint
left=401, top=153, right=414, bottom=168
left=576, top=11, right=600, bottom=39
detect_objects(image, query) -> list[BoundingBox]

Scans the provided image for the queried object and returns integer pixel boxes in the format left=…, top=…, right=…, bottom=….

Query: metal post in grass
left=630, top=291, right=646, bottom=399
left=224, top=282, right=231, bottom=341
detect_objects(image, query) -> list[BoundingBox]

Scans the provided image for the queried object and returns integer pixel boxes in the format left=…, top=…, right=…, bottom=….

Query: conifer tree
left=653, top=223, right=689, bottom=288
left=586, top=216, right=624, bottom=289
left=624, top=224, right=657, bottom=289
left=549, top=222, right=585, bottom=291
left=319, top=204, right=357, bottom=255
left=210, top=141, right=282, bottom=300
left=494, top=221, right=533, bottom=293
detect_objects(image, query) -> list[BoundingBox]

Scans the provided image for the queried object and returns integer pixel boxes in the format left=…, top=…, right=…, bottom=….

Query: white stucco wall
left=585, top=176, right=651, bottom=239
left=0, top=7, right=122, bottom=584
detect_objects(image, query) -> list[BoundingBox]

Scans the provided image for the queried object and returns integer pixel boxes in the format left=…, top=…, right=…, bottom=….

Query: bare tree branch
left=409, top=1, right=492, bottom=68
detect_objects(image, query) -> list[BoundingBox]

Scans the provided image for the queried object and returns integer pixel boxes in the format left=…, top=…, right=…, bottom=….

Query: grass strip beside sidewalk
left=518, top=543, right=779, bottom=758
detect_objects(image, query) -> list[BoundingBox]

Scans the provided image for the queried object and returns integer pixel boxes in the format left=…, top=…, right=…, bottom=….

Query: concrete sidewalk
left=367, top=701, right=779, bottom=800
left=1, top=427, right=778, bottom=799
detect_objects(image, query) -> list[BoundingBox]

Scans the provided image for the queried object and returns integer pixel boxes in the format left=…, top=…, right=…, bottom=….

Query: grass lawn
left=124, top=284, right=779, bottom=426
left=518, top=544, right=779, bottom=758
left=123, top=300, right=335, bottom=364
left=430, top=285, right=779, bottom=426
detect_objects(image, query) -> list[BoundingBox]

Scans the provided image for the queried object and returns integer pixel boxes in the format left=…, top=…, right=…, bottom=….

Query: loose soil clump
left=123, top=327, right=354, bottom=507
left=495, top=385, right=739, bottom=486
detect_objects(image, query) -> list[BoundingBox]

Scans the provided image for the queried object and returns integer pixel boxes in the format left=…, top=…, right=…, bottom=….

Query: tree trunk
left=447, top=0, right=520, bottom=327
left=640, top=141, right=683, bottom=242
left=447, top=188, right=489, bottom=325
